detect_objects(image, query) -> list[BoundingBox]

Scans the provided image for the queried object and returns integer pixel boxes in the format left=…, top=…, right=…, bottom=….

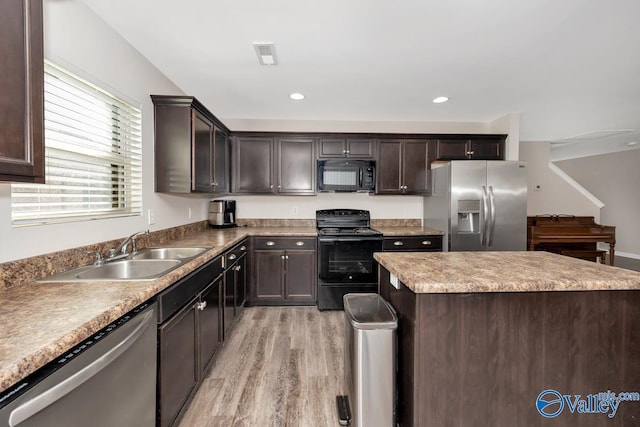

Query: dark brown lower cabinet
left=379, top=266, right=640, bottom=427
left=157, top=258, right=224, bottom=427
left=158, top=300, right=197, bottom=427
left=223, top=240, right=248, bottom=336
left=249, top=237, right=316, bottom=305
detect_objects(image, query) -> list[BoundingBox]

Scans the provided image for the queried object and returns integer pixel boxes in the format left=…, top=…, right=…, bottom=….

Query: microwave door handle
left=359, top=168, right=363, bottom=187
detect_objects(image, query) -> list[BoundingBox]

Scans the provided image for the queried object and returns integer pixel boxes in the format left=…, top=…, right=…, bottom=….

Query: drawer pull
left=296, top=241, right=305, bottom=246
left=421, top=240, right=432, bottom=245
left=240, top=245, right=247, bottom=251
left=393, top=241, right=404, bottom=246
left=228, top=254, right=237, bottom=260
left=266, top=241, right=275, bottom=246
left=196, top=301, right=207, bottom=311
left=235, top=265, right=241, bottom=271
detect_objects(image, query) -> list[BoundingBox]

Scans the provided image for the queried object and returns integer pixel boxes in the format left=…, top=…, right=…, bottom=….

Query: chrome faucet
left=109, top=230, right=150, bottom=259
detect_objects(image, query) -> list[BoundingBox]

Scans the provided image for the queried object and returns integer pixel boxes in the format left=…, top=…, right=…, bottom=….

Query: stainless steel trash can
left=343, top=293, right=397, bottom=427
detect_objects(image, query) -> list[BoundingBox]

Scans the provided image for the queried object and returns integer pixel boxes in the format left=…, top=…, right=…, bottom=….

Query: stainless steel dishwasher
left=0, top=301, right=157, bottom=427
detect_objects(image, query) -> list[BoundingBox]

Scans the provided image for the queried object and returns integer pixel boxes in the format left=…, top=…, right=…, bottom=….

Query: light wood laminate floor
left=178, top=307, right=346, bottom=427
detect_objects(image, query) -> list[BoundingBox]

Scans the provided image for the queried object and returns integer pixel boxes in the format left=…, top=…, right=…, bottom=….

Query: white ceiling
left=82, top=0, right=640, bottom=157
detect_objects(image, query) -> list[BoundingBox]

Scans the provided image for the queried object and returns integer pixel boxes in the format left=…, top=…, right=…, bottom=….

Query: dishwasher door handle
left=8, top=309, right=154, bottom=427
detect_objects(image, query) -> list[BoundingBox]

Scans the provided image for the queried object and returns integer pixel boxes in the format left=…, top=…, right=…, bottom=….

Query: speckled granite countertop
left=0, top=226, right=316, bottom=394
left=372, top=226, right=444, bottom=236
left=374, top=251, right=640, bottom=294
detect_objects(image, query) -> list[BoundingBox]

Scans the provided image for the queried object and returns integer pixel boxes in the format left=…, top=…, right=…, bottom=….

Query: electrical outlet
left=147, top=209, right=156, bottom=225
left=188, top=207, right=193, bottom=219
left=292, top=206, right=298, bottom=215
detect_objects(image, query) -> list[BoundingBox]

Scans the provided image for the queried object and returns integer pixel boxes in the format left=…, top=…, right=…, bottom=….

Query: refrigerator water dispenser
left=457, top=200, right=480, bottom=233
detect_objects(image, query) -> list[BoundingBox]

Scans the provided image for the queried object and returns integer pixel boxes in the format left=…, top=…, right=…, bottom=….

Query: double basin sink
left=40, top=247, right=212, bottom=282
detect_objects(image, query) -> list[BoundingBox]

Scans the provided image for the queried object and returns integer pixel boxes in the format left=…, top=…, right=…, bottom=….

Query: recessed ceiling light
left=433, top=96, right=449, bottom=104
left=290, top=93, right=305, bottom=101
left=627, top=141, right=638, bottom=146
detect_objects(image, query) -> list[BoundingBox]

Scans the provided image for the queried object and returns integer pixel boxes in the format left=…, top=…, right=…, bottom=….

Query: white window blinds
left=11, top=62, right=143, bottom=226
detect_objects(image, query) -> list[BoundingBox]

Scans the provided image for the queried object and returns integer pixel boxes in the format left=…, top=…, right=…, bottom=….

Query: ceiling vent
left=253, top=42, right=278, bottom=66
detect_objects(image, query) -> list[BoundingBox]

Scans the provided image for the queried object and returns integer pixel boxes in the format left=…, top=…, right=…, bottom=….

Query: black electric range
left=316, top=209, right=382, bottom=310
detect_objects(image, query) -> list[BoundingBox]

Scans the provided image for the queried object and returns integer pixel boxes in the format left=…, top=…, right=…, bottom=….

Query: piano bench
left=560, top=250, right=607, bottom=264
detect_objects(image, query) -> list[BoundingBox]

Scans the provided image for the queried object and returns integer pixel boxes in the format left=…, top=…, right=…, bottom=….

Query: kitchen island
left=374, top=251, right=640, bottom=427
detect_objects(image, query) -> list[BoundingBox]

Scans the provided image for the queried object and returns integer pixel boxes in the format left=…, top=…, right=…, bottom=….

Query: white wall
left=0, top=1, right=212, bottom=263
left=220, top=193, right=423, bottom=220
left=555, top=149, right=640, bottom=257
left=519, top=141, right=600, bottom=219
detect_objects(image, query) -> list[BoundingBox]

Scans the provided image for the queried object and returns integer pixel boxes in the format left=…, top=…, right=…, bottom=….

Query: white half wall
left=519, top=141, right=601, bottom=220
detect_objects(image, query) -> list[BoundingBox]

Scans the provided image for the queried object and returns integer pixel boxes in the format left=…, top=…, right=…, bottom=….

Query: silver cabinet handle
left=295, top=241, right=305, bottom=246
left=466, top=150, right=474, bottom=155
left=235, top=265, right=241, bottom=271
left=285, top=255, right=289, bottom=259
left=342, top=149, right=347, bottom=154
left=197, top=301, right=207, bottom=311
left=281, top=255, right=285, bottom=259
left=228, top=254, right=236, bottom=260
left=393, top=241, right=404, bottom=246
left=270, top=184, right=273, bottom=189
left=240, top=245, right=247, bottom=251
left=346, top=150, right=350, bottom=154
left=421, top=240, right=432, bottom=245
left=266, top=241, right=275, bottom=246
left=277, top=184, right=281, bottom=189
left=8, top=309, right=154, bottom=426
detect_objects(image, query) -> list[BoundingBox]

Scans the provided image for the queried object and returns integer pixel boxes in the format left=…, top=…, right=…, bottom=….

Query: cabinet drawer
left=254, top=237, right=316, bottom=251
left=383, top=236, right=443, bottom=251
left=225, top=239, right=248, bottom=265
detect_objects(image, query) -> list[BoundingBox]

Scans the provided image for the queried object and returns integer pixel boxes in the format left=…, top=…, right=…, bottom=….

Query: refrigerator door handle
left=487, top=185, right=497, bottom=247
left=481, top=185, right=489, bottom=247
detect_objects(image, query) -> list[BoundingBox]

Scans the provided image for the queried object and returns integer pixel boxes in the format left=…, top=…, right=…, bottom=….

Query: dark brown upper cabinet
left=377, top=139, right=431, bottom=195
left=232, top=135, right=315, bottom=195
left=318, top=137, right=376, bottom=158
left=435, top=136, right=505, bottom=161
left=151, top=95, right=230, bottom=194
left=0, top=0, right=44, bottom=183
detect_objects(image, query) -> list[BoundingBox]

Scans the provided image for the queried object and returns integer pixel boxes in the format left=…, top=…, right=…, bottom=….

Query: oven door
left=318, top=237, right=382, bottom=284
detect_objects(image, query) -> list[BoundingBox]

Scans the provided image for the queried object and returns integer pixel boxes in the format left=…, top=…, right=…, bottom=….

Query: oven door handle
left=318, top=237, right=383, bottom=243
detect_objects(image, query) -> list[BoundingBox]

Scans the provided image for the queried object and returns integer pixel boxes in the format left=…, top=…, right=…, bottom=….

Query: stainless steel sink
left=77, top=259, right=181, bottom=280
left=130, top=247, right=210, bottom=260
left=37, top=246, right=213, bottom=282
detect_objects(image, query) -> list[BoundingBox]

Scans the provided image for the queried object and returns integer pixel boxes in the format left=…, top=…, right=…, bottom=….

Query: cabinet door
left=213, top=128, right=229, bottom=193
left=402, top=140, right=430, bottom=194
left=469, top=138, right=503, bottom=160
left=277, top=137, right=315, bottom=194
left=192, top=110, right=215, bottom=192
left=318, top=138, right=346, bottom=157
left=285, top=250, right=316, bottom=301
left=376, top=141, right=403, bottom=194
left=158, top=301, right=197, bottom=427
left=223, top=267, right=235, bottom=336
left=346, top=138, right=376, bottom=158
left=235, top=255, right=247, bottom=312
left=0, top=0, right=44, bottom=183
left=233, top=137, right=274, bottom=193
left=435, top=139, right=470, bottom=160
left=198, top=276, right=222, bottom=376
left=253, top=250, right=285, bottom=300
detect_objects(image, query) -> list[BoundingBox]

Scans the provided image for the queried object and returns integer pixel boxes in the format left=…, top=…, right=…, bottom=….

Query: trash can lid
left=343, top=293, right=398, bottom=330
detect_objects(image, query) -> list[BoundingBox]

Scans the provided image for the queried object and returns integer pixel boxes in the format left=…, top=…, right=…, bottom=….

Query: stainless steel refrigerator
left=424, top=161, right=527, bottom=251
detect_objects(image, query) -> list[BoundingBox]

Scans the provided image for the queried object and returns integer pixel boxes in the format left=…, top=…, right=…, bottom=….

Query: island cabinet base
left=379, top=267, right=640, bottom=427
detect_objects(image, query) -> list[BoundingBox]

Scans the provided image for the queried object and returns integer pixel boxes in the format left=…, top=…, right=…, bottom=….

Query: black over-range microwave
left=317, top=159, right=376, bottom=192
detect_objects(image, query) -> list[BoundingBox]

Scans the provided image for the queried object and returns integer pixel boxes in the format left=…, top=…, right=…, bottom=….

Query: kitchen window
left=11, top=62, right=142, bottom=226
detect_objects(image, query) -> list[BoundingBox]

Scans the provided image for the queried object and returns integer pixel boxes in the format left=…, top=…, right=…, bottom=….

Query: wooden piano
left=527, top=215, right=616, bottom=265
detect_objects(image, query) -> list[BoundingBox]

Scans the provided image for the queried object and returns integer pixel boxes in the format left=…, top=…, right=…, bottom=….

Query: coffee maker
left=208, top=199, right=237, bottom=228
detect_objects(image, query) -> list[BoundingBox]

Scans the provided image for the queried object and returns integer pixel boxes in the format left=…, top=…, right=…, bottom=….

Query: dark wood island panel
left=379, top=267, right=640, bottom=427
